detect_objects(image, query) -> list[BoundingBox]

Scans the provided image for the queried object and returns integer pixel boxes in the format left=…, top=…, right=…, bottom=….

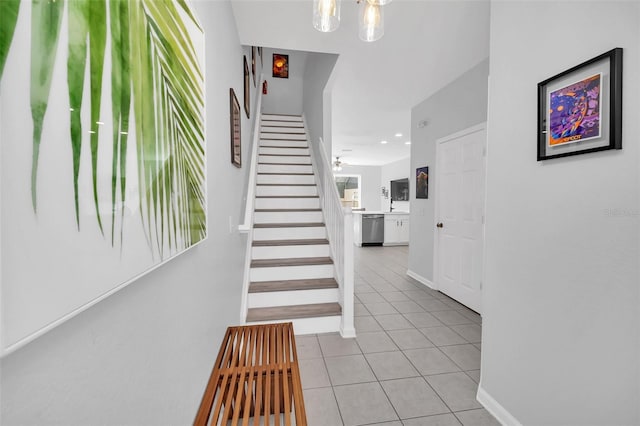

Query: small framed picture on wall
left=272, top=53, right=289, bottom=79
left=230, top=88, right=241, bottom=168
left=243, top=56, right=250, bottom=119
left=416, top=166, right=429, bottom=199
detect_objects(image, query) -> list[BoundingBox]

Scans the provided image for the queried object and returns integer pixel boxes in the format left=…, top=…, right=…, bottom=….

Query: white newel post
left=341, top=211, right=356, bottom=337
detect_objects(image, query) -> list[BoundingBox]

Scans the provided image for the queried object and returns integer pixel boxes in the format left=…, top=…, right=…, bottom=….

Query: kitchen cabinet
left=384, top=214, right=409, bottom=246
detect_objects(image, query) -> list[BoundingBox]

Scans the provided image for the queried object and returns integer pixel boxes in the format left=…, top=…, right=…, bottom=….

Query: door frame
left=433, top=122, right=487, bottom=312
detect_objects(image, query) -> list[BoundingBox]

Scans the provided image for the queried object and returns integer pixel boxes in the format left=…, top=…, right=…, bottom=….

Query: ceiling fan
left=333, top=156, right=350, bottom=172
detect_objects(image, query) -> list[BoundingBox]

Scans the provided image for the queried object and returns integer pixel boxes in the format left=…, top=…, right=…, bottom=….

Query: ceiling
left=231, top=0, right=490, bottom=166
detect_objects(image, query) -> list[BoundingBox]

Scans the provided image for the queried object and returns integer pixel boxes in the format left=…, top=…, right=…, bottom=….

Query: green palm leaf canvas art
left=1, top=0, right=206, bottom=257
left=0, top=0, right=206, bottom=350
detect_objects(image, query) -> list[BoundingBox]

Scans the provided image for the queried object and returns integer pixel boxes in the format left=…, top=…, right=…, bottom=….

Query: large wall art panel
left=0, top=0, right=206, bottom=354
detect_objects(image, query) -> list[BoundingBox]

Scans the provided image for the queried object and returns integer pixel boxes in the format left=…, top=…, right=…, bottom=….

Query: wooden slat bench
left=194, top=322, right=307, bottom=426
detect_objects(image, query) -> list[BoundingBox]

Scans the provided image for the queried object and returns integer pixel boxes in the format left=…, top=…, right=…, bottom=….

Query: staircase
left=245, top=113, right=342, bottom=334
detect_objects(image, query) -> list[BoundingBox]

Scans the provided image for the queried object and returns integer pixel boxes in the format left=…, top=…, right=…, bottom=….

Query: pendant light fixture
left=359, top=0, right=384, bottom=42
left=313, top=0, right=341, bottom=33
left=313, top=0, right=390, bottom=42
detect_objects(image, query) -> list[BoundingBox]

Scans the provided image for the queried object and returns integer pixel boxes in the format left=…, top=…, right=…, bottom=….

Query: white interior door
left=435, top=123, right=486, bottom=313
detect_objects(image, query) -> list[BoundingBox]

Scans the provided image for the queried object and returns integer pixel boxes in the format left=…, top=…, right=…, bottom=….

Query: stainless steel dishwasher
left=361, top=214, right=385, bottom=246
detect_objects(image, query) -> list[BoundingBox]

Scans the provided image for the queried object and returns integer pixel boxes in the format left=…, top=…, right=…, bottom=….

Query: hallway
left=298, top=246, right=499, bottom=426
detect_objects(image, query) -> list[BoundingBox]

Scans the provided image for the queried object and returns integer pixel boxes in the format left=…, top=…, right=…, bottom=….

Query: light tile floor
left=298, top=246, right=499, bottom=426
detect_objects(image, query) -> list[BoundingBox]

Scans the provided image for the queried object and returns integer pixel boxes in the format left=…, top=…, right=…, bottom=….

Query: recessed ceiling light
left=395, top=133, right=403, bottom=137
left=381, top=140, right=388, bottom=144
left=405, top=141, right=411, bottom=145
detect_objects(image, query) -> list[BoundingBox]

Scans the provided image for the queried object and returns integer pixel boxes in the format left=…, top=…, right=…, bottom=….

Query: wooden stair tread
left=257, top=172, right=314, bottom=176
left=249, top=278, right=338, bottom=293
left=261, top=131, right=306, bottom=134
left=256, top=195, right=318, bottom=199
left=246, top=303, right=342, bottom=322
left=255, top=208, right=321, bottom=212
left=258, top=162, right=310, bottom=166
left=252, top=238, right=329, bottom=247
left=259, top=153, right=310, bottom=157
left=254, top=222, right=325, bottom=228
left=260, top=146, right=309, bottom=149
left=251, top=257, right=333, bottom=268
left=256, top=183, right=316, bottom=186
left=262, top=113, right=302, bottom=117
left=260, top=139, right=308, bottom=142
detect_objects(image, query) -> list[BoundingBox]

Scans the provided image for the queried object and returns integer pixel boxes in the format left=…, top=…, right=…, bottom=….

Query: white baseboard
left=340, top=325, right=356, bottom=339
left=476, top=385, right=522, bottom=426
left=406, top=269, right=437, bottom=290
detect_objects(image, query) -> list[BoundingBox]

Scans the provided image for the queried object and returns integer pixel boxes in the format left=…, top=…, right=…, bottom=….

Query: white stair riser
left=253, top=227, right=326, bottom=241
left=259, top=138, right=307, bottom=147
left=261, top=114, right=303, bottom=122
left=257, top=174, right=315, bottom=185
left=261, top=133, right=306, bottom=141
left=256, top=185, right=318, bottom=196
left=251, top=244, right=330, bottom=259
left=259, top=155, right=311, bottom=165
left=246, top=316, right=341, bottom=335
left=254, top=197, right=320, bottom=210
left=260, top=122, right=305, bottom=133
left=259, top=147, right=310, bottom=156
left=254, top=211, right=323, bottom=224
left=248, top=288, right=340, bottom=308
left=250, top=264, right=334, bottom=282
left=258, top=164, right=313, bottom=174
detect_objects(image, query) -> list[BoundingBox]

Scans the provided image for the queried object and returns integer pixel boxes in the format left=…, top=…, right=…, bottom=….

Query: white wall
left=481, top=2, right=640, bottom=425
left=381, top=157, right=411, bottom=213
left=262, top=47, right=307, bottom=115
left=339, top=165, right=382, bottom=212
left=302, top=52, right=339, bottom=161
left=0, top=1, right=261, bottom=423
left=408, top=59, right=489, bottom=283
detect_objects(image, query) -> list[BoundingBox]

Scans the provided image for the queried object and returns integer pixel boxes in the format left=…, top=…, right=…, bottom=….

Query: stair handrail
left=303, top=117, right=356, bottom=338
left=239, top=75, right=264, bottom=323
left=239, top=74, right=264, bottom=233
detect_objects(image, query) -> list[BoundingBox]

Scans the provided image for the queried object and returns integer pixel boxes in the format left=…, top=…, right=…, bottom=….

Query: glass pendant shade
left=313, top=0, right=341, bottom=33
left=366, top=0, right=392, bottom=5
left=359, top=1, right=384, bottom=42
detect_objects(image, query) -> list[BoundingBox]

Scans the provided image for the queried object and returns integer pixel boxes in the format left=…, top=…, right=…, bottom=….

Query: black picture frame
left=416, top=166, right=429, bottom=199
left=243, top=56, right=250, bottom=119
left=251, top=46, right=257, bottom=87
left=230, top=88, right=241, bottom=168
left=537, top=48, right=622, bottom=161
left=272, top=53, right=289, bottom=79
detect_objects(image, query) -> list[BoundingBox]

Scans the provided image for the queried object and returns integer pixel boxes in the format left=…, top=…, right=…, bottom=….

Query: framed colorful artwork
left=251, top=46, right=257, bottom=86
left=273, top=53, right=289, bottom=79
left=243, top=56, right=250, bottom=119
left=537, top=48, right=622, bottom=161
left=230, top=88, right=241, bottom=168
left=416, top=166, right=429, bottom=199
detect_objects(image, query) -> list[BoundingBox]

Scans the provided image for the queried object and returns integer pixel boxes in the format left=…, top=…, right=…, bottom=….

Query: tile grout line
left=314, top=334, right=347, bottom=426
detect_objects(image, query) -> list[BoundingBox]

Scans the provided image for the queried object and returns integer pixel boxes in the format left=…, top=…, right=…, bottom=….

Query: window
left=334, top=175, right=361, bottom=209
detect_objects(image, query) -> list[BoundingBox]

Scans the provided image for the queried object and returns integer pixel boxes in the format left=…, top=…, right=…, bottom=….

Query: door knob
left=436, top=222, right=443, bottom=228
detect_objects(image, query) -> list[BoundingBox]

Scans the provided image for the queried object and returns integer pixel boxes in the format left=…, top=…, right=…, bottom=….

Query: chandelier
left=313, top=0, right=391, bottom=42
